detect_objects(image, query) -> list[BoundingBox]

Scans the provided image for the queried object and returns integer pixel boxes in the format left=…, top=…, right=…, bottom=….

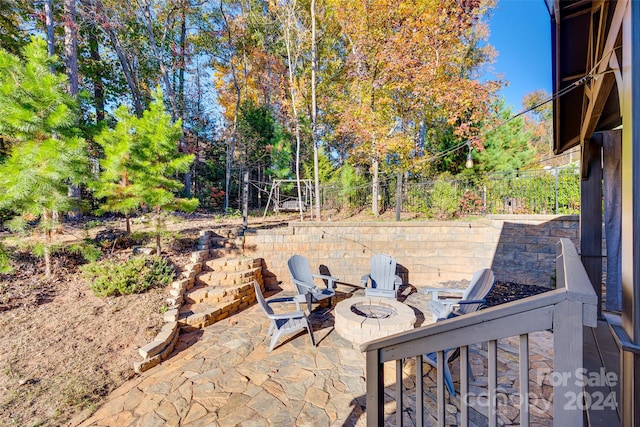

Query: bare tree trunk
left=44, top=0, right=55, bottom=57
left=178, top=4, right=191, bottom=197
left=282, top=1, right=304, bottom=222
left=65, top=0, right=82, bottom=219
left=154, top=206, right=162, bottom=255
left=88, top=30, right=105, bottom=122
left=264, top=6, right=271, bottom=109
left=122, top=173, right=132, bottom=233
left=179, top=5, right=186, bottom=116
left=220, top=1, right=241, bottom=212
left=43, top=209, right=53, bottom=278
left=64, top=0, right=79, bottom=96
left=310, top=0, right=320, bottom=220
left=372, top=130, right=379, bottom=216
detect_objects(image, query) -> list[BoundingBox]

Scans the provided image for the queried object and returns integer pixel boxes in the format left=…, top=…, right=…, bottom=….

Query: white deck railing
left=361, top=238, right=598, bottom=427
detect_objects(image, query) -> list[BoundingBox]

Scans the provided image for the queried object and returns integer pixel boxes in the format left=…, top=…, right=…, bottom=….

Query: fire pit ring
left=335, top=296, right=416, bottom=346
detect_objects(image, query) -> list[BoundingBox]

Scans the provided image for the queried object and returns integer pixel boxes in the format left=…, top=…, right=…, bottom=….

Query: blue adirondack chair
left=424, top=268, right=496, bottom=321
left=287, top=255, right=338, bottom=312
left=253, top=281, right=316, bottom=352
left=421, top=268, right=496, bottom=396
left=360, top=254, right=403, bottom=299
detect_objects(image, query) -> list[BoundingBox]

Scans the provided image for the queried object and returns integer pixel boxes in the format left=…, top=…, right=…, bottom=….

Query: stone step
left=197, top=236, right=243, bottom=251
left=196, top=267, right=263, bottom=287
left=203, top=257, right=262, bottom=273
left=190, top=247, right=243, bottom=263
left=178, top=292, right=257, bottom=331
left=185, top=280, right=255, bottom=305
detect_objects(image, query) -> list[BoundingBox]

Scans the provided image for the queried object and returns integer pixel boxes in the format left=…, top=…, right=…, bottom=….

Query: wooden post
left=553, top=299, right=585, bottom=426
left=581, top=135, right=603, bottom=318
left=619, top=2, right=640, bottom=424
left=366, top=350, right=384, bottom=427
left=242, top=170, right=249, bottom=230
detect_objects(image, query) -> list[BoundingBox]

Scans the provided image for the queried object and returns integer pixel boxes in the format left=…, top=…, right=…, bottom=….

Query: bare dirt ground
left=0, top=212, right=289, bottom=427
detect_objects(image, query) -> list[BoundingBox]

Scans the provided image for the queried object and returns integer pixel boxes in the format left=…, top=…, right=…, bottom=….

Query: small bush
left=459, top=190, right=483, bottom=216
left=429, top=179, right=459, bottom=219
left=81, top=256, right=176, bottom=297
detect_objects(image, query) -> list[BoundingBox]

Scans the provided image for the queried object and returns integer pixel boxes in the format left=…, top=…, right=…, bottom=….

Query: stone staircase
left=177, top=229, right=264, bottom=331
left=134, top=228, right=264, bottom=373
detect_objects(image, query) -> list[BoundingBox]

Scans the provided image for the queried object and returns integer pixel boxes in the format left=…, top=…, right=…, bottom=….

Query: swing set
left=262, top=179, right=314, bottom=218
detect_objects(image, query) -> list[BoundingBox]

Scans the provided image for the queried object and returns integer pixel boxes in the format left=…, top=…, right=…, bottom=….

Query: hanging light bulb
left=465, top=143, right=474, bottom=169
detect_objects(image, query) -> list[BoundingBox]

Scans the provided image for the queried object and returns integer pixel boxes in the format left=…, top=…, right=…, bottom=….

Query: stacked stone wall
left=242, top=215, right=579, bottom=291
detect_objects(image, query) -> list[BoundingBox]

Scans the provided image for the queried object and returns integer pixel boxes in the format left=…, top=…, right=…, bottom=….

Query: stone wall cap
left=288, top=220, right=490, bottom=228
left=485, top=214, right=579, bottom=221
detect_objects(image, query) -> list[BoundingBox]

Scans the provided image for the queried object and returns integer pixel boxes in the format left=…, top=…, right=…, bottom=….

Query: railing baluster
left=366, top=349, right=384, bottom=427
left=396, top=359, right=403, bottom=427
left=416, top=355, right=423, bottom=427
left=437, top=350, right=445, bottom=427
left=519, top=334, right=530, bottom=427
left=488, top=340, right=498, bottom=427
left=460, top=345, right=469, bottom=427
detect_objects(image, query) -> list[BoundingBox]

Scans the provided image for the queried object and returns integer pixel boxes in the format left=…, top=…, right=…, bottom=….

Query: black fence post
left=396, top=172, right=402, bottom=221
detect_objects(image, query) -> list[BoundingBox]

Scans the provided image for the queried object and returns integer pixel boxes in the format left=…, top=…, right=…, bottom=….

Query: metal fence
left=318, top=165, right=581, bottom=217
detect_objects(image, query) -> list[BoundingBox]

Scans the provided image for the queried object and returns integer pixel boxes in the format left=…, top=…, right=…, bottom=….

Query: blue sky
left=486, top=0, right=552, bottom=111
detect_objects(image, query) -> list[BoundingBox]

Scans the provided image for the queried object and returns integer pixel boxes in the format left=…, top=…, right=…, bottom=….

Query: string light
left=465, top=143, right=473, bottom=168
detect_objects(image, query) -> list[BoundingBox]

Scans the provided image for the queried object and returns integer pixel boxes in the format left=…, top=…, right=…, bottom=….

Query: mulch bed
left=485, top=281, right=552, bottom=307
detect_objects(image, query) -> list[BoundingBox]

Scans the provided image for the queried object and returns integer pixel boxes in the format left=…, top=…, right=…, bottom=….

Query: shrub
left=459, top=190, right=484, bottom=216
left=210, top=187, right=226, bottom=210
left=429, top=179, right=459, bottom=219
left=81, top=255, right=176, bottom=297
left=406, top=184, right=428, bottom=214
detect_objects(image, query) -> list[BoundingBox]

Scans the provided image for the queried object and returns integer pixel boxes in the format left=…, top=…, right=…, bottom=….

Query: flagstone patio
left=73, top=287, right=554, bottom=427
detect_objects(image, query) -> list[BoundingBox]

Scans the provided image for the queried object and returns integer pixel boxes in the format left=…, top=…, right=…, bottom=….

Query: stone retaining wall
left=242, top=215, right=579, bottom=291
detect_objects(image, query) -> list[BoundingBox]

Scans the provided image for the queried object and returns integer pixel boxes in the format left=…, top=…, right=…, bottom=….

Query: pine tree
left=94, top=89, right=198, bottom=253
left=0, top=37, right=89, bottom=277
left=92, top=105, right=145, bottom=234
left=476, top=100, right=534, bottom=173
left=133, top=90, right=199, bottom=254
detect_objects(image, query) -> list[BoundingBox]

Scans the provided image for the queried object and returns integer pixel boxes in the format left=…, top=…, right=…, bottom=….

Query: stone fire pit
left=334, top=296, right=416, bottom=346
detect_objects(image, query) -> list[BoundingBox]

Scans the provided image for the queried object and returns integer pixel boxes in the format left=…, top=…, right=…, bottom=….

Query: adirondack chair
left=423, top=348, right=475, bottom=397
left=287, top=255, right=338, bottom=312
left=253, top=281, right=316, bottom=352
left=421, top=269, right=495, bottom=396
left=360, top=254, right=403, bottom=298
left=424, top=268, right=496, bottom=321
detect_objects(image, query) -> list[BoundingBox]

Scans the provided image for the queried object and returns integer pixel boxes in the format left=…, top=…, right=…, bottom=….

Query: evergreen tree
left=0, top=37, right=89, bottom=277
left=134, top=91, right=199, bottom=254
left=94, top=89, right=198, bottom=253
left=303, top=145, right=335, bottom=184
left=267, top=125, right=293, bottom=180
left=475, top=100, right=534, bottom=173
left=92, top=105, right=144, bottom=234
